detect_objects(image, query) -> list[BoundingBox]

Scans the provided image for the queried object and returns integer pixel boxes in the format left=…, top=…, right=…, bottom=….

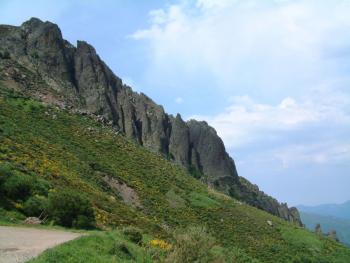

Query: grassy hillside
left=300, top=211, right=350, bottom=247
left=1, top=82, right=350, bottom=262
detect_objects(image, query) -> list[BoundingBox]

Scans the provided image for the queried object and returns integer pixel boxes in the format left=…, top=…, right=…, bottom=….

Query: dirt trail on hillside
left=0, top=226, right=81, bottom=263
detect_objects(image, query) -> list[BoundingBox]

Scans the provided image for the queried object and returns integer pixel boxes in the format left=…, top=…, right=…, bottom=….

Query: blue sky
left=1, top=0, right=349, bottom=206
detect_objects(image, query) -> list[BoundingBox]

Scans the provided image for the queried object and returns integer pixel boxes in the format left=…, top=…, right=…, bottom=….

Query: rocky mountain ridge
left=0, top=17, right=301, bottom=224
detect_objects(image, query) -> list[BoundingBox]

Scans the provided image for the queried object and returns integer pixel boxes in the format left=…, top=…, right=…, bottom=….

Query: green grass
left=28, top=230, right=155, bottom=263
left=189, top=192, right=219, bottom=208
left=0, top=83, right=350, bottom=262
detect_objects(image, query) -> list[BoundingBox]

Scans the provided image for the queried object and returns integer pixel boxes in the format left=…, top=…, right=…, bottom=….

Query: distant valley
left=298, top=201, right=350, bottom=247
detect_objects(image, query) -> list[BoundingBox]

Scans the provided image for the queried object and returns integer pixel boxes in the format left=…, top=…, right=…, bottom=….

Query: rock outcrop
left=328, top=230, right=339, bottom=242
left=315, top=223, right=322, bottom=235
left=0, top=18, right=302, bottom=225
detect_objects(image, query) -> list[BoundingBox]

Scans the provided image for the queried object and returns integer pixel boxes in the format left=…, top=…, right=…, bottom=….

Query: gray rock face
left=169, top=114, right=190, bottom=167
left=315, top=223, right=322, bottom=235
left=235, top=177, right=301, bottom=224
left=328, top=230, right=339, bottom=242
left=23, top=18, right=76, bottom=83
left=74, top=40, right=118, bottom=116
left=0, top=18, right=301, bottom=225
left=187, top=120, right=239, bottom=187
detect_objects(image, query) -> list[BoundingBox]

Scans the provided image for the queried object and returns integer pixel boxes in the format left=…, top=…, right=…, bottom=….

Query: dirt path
left=0, top=226, right=82, bottom=263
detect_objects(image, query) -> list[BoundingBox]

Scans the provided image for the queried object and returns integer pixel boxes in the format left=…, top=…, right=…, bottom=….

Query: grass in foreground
left=29, top=230, right=153, bottom=263
left=30, top=227, right=258, bottom=263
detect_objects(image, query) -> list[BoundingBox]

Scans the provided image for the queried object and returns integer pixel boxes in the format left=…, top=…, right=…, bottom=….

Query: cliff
left=0, top=17, right=301, bottom=224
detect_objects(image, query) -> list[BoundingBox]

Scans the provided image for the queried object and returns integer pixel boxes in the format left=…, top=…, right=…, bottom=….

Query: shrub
left=165, top=227, right=216, bottom=263
left=0, top=164, right=50, bottom=206
left=109, top=242, right=134, bottom=260
left=73, top=215, right=93, bottom=229
left=188, top=165, right=202, bottom=179
left=2, top=173, right=35, bottom=201
left=0, top=164, right=13, bottom=192
left=48, top=189, right=95, bottom=229
left=209, top=245, right=260, bottom=263
left=150, top=239, right=172, bottom=250
left=166, top=226, right=258, bottom=263
left=30, top=51, right=39, bottom=59
left=31, top=178, right=50, bottom=196
left=122, top=226, right=143, bottom=244
left=0, top=207, right=26, bottom=223
left=23, top=195, right=48, bottom=217
left=0, top=50, right=10, bottom=59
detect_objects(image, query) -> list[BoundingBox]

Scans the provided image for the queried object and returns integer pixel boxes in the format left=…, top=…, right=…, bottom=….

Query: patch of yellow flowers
left=150, top=239, right=172, bottom=250
left=95, top=209, right=108, bottom=225
left=14, top=203, right=23, bottom=209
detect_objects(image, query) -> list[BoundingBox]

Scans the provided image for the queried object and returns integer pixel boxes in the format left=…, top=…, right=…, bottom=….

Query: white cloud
left=175, top=97, right=184, bottom=104
left=135, top=0, right=350, bottom=204
left=273, top=141, right=350, bottom=168
left=196, top=0, right=234, bottom=10
left=132, top=1, right=350, bottom=170
left=131, top=0, right=350, bottom=98
left=190, top=93, right=350, bottom=149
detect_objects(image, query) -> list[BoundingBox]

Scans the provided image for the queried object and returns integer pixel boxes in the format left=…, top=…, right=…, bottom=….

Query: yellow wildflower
left=14, top=203, right=23, bottom=209
left=150, top=239, right=172, bottom=250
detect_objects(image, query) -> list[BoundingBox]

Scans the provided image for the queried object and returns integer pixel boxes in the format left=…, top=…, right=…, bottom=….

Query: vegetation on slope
left=29, top=226, right=259, bottom=263
left=0, top=83, right=350, bottom=262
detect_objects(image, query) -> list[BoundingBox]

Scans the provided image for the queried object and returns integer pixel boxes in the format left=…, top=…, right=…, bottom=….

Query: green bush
left=2, top=173, right=35, bottom=201
left=0, top=164, right=13, bottom=185
left=210, top=245, right=260, bottom=263
left=0, top=207, right=26, bottom=223
left=165, top=227, right=216, bottom=263
left=188, top=165, right=202, bottom=179
left=73, top=215, right=93, bottom=229
left=165, top=227, right=258, bottom=263
left=122, top=226, right=143, bottom=244
left=31, top=178, right=50, bottom=196
left=48, top=189, right=95, bottom=229
left=0, top=50, right=10, bottom=59
left=0, top=164, right=50, bottom=205
left=23, top=195, right=48, bottom=217
left=109, top=242, right=134, bottom=260
left=30, top=51, right=39, bottom=59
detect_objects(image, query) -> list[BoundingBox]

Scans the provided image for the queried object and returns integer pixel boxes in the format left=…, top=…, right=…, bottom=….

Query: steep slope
left=0, top=17, right=301, bottom=224
left=0, top=85, right=349, bottom=262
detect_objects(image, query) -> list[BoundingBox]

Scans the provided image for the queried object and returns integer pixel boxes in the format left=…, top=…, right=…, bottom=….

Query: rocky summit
left=0, top=17, right=301, bottom=224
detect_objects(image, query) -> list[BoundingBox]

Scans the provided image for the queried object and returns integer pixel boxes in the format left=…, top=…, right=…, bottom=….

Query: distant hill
left=299, top=212, right=350, bottom=247
left=298, top=201, right=350, bottom=247
left=298, top=201, right=350, bottom=220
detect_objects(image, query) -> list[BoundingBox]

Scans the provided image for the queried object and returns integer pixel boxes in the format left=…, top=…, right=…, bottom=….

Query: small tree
left=0, top=50, right=10, bottom=59
left=23, top=195, right=48, bottom=217
left=48, top=189, right=95, bottom=229
left=0, top=164, right=12, bottom=187
left=2, top=173, right=34, bottom=201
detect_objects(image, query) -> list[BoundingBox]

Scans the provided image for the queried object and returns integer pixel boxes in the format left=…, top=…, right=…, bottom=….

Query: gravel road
left=0, top=226, right=81, bottom=263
